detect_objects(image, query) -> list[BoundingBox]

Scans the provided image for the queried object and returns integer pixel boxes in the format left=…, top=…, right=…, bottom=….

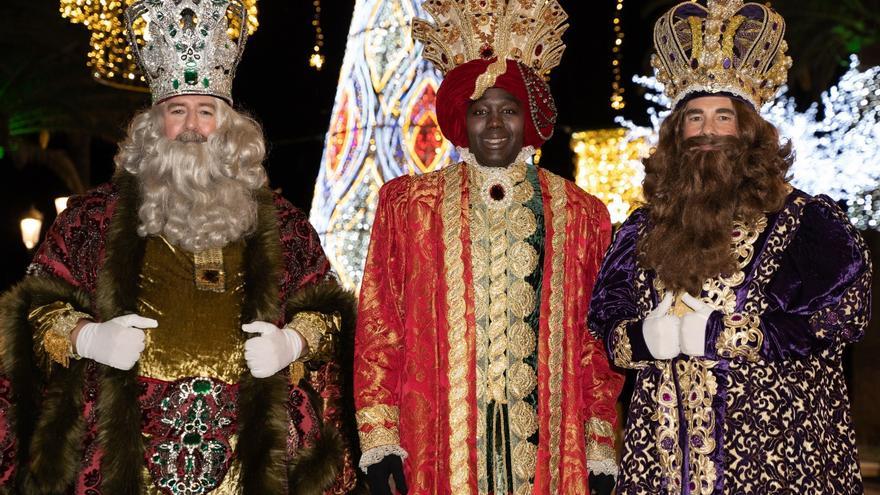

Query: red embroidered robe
left=354, top=162, right=624, bottom=494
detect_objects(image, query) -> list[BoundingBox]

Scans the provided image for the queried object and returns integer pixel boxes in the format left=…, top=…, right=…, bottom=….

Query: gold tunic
left=136, top=236, right=247, bottom=383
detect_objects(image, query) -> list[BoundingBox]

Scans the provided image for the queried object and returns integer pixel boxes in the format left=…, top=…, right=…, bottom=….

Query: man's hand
left=367, top=455, right=407, bottom=495
left=589, top=472, right=616, bottom=495
left=643, top=292, right=681, bottom=360
left=242, top=321, right=305, bottom=378
left=75, top=314, right=157, bottom=370
left=680, top=294, right=714, bottom=357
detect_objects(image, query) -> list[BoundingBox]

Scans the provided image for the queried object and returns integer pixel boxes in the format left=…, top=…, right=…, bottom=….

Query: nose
left=487, top=110, right=503, bottom=129
left=184, top=111, right=198, bottom=130
left=701, top=119, right=717, bottom=136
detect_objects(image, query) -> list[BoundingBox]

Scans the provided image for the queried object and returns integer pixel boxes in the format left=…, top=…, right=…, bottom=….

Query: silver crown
left=125, top=0, right=249, bottom=104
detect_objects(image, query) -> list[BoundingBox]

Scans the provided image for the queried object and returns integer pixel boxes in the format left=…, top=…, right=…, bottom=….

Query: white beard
left=133, top=135, right=261, bottom=252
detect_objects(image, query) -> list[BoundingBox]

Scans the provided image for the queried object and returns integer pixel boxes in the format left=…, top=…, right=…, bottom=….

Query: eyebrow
left=166, top=102, right=216, bottom=109
left=685, top=107, right=735, bottom=116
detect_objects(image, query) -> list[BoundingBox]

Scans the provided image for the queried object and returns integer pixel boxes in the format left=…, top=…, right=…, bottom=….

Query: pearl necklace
left=457, top=146, right=535, bottom=210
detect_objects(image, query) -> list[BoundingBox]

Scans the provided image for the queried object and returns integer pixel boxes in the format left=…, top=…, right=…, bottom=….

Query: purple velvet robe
left=589, top=190, right=872, bottom=495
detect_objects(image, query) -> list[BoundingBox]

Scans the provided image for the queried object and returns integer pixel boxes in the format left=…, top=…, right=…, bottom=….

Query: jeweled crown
left=652, top=0, right=792, bottom=109
left=125, top=0, right=249, bottom=104
left=412, top=0, right=568, bottom=98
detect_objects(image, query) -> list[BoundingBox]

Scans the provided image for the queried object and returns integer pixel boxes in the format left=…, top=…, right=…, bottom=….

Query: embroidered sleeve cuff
left=287, top=310, right=341, bottom=365
left=610, top=319, right=651, bottom=369
left=707, top=311, right=763, bottom=362
left=359, top=444, right=409, bottom=472
left=357, top=404, right=400, bottom=451
left=585, top=416, right=618, bottom=476
left=28, top=301, right=90, bottom=368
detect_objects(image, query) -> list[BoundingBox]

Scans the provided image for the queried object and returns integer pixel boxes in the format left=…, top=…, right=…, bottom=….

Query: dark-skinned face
left=465, top=87, right=525, bottom=168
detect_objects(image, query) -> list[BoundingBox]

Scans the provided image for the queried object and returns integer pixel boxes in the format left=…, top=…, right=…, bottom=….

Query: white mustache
left=176, top=130, right=208, bottom=143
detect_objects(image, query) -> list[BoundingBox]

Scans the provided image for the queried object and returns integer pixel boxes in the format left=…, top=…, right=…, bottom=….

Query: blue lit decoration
left=310, top=0, right=453, bottom=288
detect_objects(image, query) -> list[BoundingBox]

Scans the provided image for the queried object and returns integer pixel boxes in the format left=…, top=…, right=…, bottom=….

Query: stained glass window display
left=310, top=0, right=453, bottom=289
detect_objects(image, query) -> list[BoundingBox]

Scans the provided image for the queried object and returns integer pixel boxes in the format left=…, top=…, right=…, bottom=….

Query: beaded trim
left=517, top=62, right=557, bottom=141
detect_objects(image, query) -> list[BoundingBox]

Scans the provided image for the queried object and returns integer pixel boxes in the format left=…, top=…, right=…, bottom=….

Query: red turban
left=436, top=58, right=557, bottom=149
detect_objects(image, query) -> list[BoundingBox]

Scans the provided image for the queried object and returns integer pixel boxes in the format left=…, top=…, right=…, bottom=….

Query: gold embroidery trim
left=586, top=441, right=616, bottom=463
left=360, top=426, right=401, bottom=452
left=611, top=319, right=645, bottom=370
left=654, top=361, right=682, bottom=494
left=585, top=417, right=615, bottom=463
left=30, top=301, right=90, bottom=368
left=357, top=404, right=401, bottom=451
left=470, top=179, right=490, bottom=485
left=287, top=310, right=341, bottom=364
left=443, top=164, right=472, bottom=494
left=546, top=173, right=567, bottom=493
left=487, top=206, right=509, bottom=404
left=716, top=312, right=763, bottom=361
left=677, top=358, right=719, bottom=494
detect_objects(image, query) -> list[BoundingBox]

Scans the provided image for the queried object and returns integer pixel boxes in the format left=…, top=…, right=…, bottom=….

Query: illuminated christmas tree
left=310, top=0, right=452, bottom=288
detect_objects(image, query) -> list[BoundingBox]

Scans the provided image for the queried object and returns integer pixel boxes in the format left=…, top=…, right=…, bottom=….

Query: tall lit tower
left=310, top=0, right=452, bottom=288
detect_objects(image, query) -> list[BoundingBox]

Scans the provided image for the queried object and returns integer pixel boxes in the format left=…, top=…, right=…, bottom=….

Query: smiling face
left=160, top=94, right=220, bottom=142
left=465, top=87, right=526, bottom=168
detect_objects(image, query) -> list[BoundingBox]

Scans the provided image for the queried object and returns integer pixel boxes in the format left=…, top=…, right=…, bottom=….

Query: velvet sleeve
left=704, top=196, right=872, bottom=362
left=588, top=210, right=656, bottom=369
left=577, top=196, right=625, bottom=475
left=274, top=194, right=331, bottom=297
left=352, top=178, right=410, bottom=468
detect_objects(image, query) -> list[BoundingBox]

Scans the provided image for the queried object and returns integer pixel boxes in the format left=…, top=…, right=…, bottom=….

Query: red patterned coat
left=354, top=163, right=624, bottom=495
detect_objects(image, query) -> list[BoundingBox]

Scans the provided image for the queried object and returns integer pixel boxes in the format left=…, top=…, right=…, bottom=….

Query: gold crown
left=412, top=0, right=568, bottom=98
left=652, top=0, right=792, bottom=109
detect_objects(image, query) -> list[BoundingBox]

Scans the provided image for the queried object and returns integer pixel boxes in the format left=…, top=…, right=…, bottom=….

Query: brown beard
left=639, top=135, right=746, bottom=294
left=637, top=100, right=794, bottom=294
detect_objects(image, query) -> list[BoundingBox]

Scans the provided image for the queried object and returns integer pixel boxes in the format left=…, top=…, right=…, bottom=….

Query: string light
left=59, top=0, right=259, bottom=90
left=309, top=0, right=326, bottom=70
left=609, top=0, right=626, bottom=111
left=572, top=129, right=647, bottom=224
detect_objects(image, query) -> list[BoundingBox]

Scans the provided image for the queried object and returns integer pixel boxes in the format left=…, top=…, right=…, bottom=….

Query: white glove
left=76, top=314, right=157, bottom=370
left=242, top=321, right=305, bottom=378
left=643, top=293, right=681, bottom=360
left=680, top=294, right=714, bottom=357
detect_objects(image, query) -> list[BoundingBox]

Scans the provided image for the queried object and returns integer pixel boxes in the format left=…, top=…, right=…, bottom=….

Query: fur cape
left=0, top=172, right=354, bottom=494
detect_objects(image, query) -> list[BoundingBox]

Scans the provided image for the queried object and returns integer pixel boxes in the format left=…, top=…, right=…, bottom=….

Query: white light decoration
left=613, top=55, right=880, bottom=230
left=21, top=208, right=44, bottom=250
left=54, top=197, right=69, bottom=215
